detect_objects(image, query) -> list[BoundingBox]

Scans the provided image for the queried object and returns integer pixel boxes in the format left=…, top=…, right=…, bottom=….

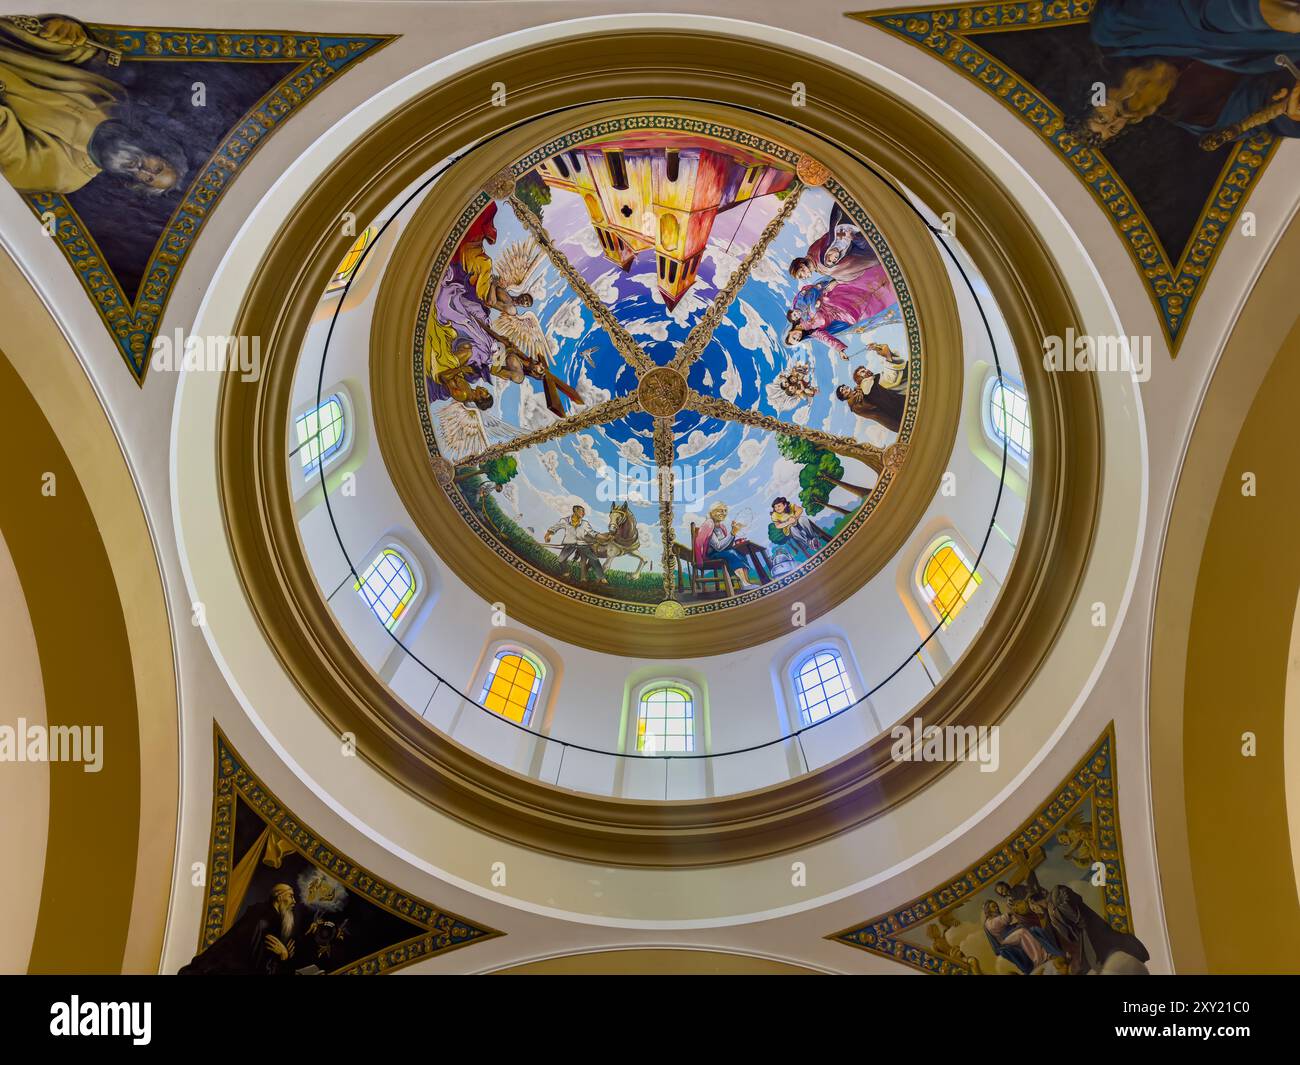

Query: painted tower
left=536, top=136, right=794, bottom=309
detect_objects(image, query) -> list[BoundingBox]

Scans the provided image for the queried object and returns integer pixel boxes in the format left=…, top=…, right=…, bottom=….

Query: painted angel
left=433, top=397, right=520, bottom=463
left=486, top=237, right=583, bottom=416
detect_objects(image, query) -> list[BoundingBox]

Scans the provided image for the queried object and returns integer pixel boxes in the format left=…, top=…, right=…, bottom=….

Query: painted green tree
left=514, top=170, right=552, bottom=221
left=456, top=454, right=519, bottom=491
left=776, top=435, right=868, bottom=519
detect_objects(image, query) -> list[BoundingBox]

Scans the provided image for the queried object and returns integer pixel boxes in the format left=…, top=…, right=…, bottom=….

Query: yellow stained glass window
left=327, top=225, right=378, bottom=292
left=480, top=651, right=542, bottom=726
left=923, top=539, right=981, bottom=627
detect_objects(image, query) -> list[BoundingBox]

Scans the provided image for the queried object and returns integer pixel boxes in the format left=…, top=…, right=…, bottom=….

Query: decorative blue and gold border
left=196, top=727, right=502, bottom=974
left=412, top=114, right=923, bottom=616
left=828, top=724, right=1137, bottom=973
left=854, top=3, right=1279, bottom=353
left=22, top=23, right=394, bottom=385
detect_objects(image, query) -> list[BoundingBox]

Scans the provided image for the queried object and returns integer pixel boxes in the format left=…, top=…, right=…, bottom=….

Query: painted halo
left=413, top=114, right=922, bottom=618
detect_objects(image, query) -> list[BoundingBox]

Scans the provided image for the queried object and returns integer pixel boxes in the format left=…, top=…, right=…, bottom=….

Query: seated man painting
left=694, top=502, right=771, bottom=590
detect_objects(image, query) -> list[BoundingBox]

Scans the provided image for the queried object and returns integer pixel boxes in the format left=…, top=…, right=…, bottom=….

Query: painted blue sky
left=427, top=170, right=913, bottom=579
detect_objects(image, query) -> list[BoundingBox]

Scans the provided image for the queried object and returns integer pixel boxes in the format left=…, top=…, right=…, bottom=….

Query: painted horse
left=591, top=502, right=652, bottom=577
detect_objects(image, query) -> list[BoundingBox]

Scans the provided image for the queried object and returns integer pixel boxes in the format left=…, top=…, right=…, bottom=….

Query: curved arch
left=1150, top=211, right=1300, bottom=972
left=0, top=248, right=178, bottom=973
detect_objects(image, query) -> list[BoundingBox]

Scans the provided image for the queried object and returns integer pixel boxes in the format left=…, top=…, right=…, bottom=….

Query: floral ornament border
left=853, top=2, right=1279, bottom=355
left=196, top=727, right=502, bottom=974
left=827, top=724, right=1139, bottom=974
left=21, top=22, right=394, bottom=385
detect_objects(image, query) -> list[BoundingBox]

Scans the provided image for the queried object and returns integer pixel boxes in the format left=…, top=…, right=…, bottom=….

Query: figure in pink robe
left=787, top=264, right=898, bottom=355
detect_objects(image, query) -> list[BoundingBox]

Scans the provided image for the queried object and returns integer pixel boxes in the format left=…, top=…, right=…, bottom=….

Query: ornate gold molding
left=217, top=29, right=1101, bottom=866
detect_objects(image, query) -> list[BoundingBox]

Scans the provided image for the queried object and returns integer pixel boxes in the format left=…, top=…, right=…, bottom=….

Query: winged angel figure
left=433, top=399, right=521, bottom=463
left=486, top=238, right=584, bottom=417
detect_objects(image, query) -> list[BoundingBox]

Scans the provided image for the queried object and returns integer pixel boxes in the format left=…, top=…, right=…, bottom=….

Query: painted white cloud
left=618, top=435, right=651, bottom=467
left=719, top=348, right=742, bottom=403
left=572, top=432, right=606, bottom=474
left=719, top=436, right=768, bottom=489
left=705, top=240, right=789, bottom=297
left=736, top=298, right=776, bottom=358
left=516, top=379, right=556, bottom=431
left=627, top=317, right=670, bottom=343
left=537, top=448, right=564, bottom=486
left=561, top=226, right=604, bottom=259
left=626, top=270, right=708, bottom=326
left=760, top=456, right=803, bottom=503
left=527, top=483, right=589, bottom=523
left=677, top=425, right=725, bottom=459
left=574, top=361, right=611, bottom=405
left=547, top=296, right=586, bottom=341
left=591, top=268, right=621, bottom=304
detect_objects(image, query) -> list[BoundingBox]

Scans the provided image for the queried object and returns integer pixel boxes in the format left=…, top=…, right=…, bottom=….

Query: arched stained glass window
left=293, top=394, right=346, bottom=475
left=356, top=548, right=416, bottom=630
left=987, top=378, right=1031, bottom=462
left=793, top=649, right=855, bottom=726
left=636, top=684, right=694, bottom=754
left=480, top=650, right=543, bottom=726
left=327, top=225, right=378, bottom=292
left=922, top=538, right=981, bottom=627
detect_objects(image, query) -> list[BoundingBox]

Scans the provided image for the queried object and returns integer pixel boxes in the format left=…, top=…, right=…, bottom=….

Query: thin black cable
left=312, top=96, right=1017, bottom=763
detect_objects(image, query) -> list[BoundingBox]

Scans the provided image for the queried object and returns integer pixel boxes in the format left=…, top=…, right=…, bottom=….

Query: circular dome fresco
left=400, top=111, right=957, bottom=656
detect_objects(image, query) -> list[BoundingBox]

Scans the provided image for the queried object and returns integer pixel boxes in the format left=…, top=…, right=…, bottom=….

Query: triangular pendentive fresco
left=0, top=14, right=393, bottom=383
left=853, top=2, right=1297, bottom=353
left=829, top=725, right=1153, bottom=974
left=179, top=729, right=501, bottom=975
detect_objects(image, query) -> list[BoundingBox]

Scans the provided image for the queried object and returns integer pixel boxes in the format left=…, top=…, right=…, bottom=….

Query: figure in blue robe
left=1079, top=0, right=1300, bottom=144
left=1092, top=0, right=1300, bottom=73
left=982, top=900, right=1064, bottom=975
left=789, top=279, right=851, bottom=337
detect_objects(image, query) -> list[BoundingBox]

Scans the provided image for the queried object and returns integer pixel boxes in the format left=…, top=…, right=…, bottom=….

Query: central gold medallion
left=637, top=366, right=688, bottom=417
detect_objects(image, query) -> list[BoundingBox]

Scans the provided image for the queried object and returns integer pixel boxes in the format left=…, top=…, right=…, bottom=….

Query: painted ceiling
left=0, top=13, right=391, bottom=383
left=830, top=726, right=1151, bottom=976
left=858, top=1, right=1295, bottom=352
left=413, top=115, right=922, bottom=617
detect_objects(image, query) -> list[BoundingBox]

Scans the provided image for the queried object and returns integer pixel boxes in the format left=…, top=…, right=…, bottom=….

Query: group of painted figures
left=426, top=202, right=581, bottom=419
left=688, top=498, right=829, bottom=590
left=973, top=853, right=1150, bottom=975
left=540, top=496, right=829, bottom=592
left=778, top=203, right=910, bottom=434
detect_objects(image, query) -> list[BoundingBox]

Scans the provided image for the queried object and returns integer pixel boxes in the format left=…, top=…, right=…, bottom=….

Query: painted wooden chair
left=671, top=541, right=693, bottom=592
left=688, top=522, right=735, bottom=597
